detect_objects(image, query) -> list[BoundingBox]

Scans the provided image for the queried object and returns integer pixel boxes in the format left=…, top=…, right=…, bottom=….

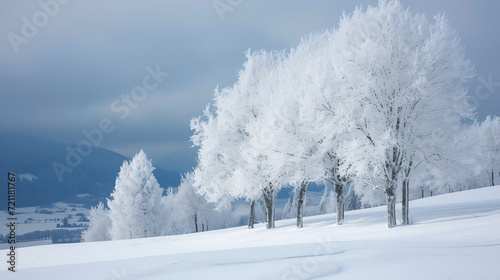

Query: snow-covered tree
left=191, top=0, right=477, bottom=230
left=268, top=33, right=334, bottom=228
left=413, top=122, right=484, bottom=197
left=159, top=187, right=179, bottom=235
left=282, top=198, right=292, bottom=220
left=287, top=27, right=356, bottom=226
left=318, top=186, right=336, bottom=215
left=192, top=31, right=342, bottom=229
left=281, top=187, right=302, bottom=220
left=476, top=116, right=500, bottom=186
left=82, top=202, right=111, bottom=242
left=160, top=184, right=238, bottom=235
left=328, top=0, right=474, bottom=227
left=107, top=150, right=164, bottom=239
left=345, top=182, right=362, bottom=211
left=192, top=50, right=289, bottom=229
left=322, top=156, right=352, bottom=225
left=175, top=172, right=216, bottom=233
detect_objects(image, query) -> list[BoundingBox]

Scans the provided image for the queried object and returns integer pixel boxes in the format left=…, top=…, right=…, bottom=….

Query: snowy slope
left=2, top=186, right=500, bottom=280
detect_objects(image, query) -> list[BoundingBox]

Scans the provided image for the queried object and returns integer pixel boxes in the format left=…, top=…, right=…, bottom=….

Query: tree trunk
left=263, top=184, right=276, bottom=229
left=296, top=181, right=308, bottom=228
left=386, top=186, right=397, bottom=228
left=492, top=171, right=495, bottom=186
left=260, top=199, right=268, bottom=224
left=194, top=213, right=198, bottom=233
left=402, top=177, right=410, bottom=225
left=334, top=182, right=345, bottom=225
left=248, top=200, right=256, bottom=229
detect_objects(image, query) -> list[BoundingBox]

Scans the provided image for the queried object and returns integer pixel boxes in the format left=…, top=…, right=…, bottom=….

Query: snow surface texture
left=2, top=186, right=499, bottom=279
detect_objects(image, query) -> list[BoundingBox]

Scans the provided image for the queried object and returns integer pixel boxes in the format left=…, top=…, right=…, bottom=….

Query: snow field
left=1, top=186, right=499, bottom=279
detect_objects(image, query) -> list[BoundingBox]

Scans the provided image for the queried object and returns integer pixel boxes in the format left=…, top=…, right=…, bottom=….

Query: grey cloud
left=0, top=0, right=498, bottom=172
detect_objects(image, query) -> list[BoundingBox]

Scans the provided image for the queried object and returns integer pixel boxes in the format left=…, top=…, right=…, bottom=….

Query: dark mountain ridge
left=0, top=132, right=180, bottom=209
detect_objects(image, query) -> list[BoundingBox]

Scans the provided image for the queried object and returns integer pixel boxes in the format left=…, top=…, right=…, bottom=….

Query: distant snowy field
left=2, top=186, right=499, bottom=280
left=0, top=202, right=89, bottom=250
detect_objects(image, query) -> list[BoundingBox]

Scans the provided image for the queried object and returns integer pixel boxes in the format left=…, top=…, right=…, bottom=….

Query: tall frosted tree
left=329, top=0, right=474, bottom=227
left=192, top=50, right=288, bottom=229
left=289, top=28, right=356, bottom=226
left=272, top=33, right=334, bottom=228
left=107, top=150, right=164, bottom=239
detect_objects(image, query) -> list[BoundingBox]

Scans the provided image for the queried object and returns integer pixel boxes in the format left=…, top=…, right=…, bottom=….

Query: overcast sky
left=1, top=0, right=499, bottom=172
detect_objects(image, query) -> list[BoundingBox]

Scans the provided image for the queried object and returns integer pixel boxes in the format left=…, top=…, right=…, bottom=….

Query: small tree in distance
left=175, top=172, right=215, bottom=233
left=82, top=202, right=111, bottom=242
left=318, top=186, right=336, bottom=216
left=476, top=116, right=500, bottom=186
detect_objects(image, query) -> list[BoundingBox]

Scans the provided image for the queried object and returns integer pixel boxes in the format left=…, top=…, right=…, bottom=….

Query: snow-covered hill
left=2, top=186, right=499, bottom=280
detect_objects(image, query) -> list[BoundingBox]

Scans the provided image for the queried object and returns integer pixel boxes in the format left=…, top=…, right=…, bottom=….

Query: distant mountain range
left=0, top=132, right=181, bottom=210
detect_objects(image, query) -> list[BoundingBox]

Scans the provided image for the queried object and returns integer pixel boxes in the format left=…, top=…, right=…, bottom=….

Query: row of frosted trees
left=83, top=151, right=235, bottom=242
left=190, top=0, right=500, bottom=229
left=85, top=1, right=499, bottom=241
